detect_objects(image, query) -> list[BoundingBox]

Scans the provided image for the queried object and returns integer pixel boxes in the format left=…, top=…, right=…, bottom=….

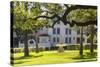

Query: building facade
left=13, top=21, right=88, bottom=48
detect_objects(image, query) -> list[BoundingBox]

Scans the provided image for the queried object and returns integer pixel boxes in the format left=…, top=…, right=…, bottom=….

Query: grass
left=11, top=50, right=97, bottom=67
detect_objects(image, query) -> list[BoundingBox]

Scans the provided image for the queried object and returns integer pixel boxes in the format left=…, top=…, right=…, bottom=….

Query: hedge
left=11, top=46, right=45, bottom=53
left=11, top=44, right=97, bottom=53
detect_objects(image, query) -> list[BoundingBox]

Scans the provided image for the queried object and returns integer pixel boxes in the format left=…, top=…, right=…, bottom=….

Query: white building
left=17, top=21, right=87, bottom=48
left=38, top=21, right=87, bottom=47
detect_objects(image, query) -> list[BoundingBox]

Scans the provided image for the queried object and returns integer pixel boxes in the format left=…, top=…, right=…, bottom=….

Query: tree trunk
left=80, top=26, right=83, bottom=57
left=24, top=32, right=29, bottom=56
left=90, top=25, right=94, bottom=55
left=35, top=31, right=39, bottom=53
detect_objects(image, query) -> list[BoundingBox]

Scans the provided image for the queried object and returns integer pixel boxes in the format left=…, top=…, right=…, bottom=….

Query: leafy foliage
left=12, top=1, right=49, bottom=33
left=67, top=9, right=97, bottom=23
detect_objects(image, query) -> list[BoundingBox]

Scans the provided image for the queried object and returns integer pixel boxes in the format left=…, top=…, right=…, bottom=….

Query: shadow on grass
left=15, top=60, right=31, bottom=64
left=12, top=54, right=43, bottom=60
left=11, top=54, right=43, bottom=66
left=11, top=60, right=32, bottom=66
left=77, top=59, right=97, bottom=62
left=72, top=52, right=97, bottom=62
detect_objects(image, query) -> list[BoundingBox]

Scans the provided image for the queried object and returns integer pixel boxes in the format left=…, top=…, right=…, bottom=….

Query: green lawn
left=11, top=50, right=97, bottom=67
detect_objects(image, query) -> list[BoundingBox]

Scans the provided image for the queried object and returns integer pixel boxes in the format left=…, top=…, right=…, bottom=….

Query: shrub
left=11, top=43, right=97, bottom=53
left=50, top=46, right=58, bottom=50
left=12, top=48, right=24, bottom=53
left=29, top=47, right=35, bottom=52
left=67, top=45, right=80, bottom=50
left=44, top=47, right=50, bottom=51
left=38, top=46, right=45, bottom=52
left=84, top=43, right=97, bottom=50
left=11, top=46, right=46, bottom=53
left=65, top=44, right=97, bottom=50
left=11, top=48, right=33, bottom=53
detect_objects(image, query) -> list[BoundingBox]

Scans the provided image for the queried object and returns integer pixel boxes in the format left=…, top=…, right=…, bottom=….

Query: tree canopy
left=11, top=1, right=97, bottom=33
left=12, top=1, right=50, bottom=34
left=34, top=3, right=97, bottom=27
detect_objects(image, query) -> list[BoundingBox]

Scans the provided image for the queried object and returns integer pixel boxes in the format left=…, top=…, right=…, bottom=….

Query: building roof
left=38, top=34, right=50, bottom=36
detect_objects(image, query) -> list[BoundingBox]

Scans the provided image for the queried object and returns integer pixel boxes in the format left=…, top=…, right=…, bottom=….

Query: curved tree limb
left=34, top=4, right=97, bottom=27
left=71, top=20, right=97, bottom=26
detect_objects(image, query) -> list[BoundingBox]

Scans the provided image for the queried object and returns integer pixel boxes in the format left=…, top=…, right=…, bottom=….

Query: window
left=65, top=37, right=68, bottom=43
left=53, top=37, right=59, bottom=43
left=57, top=37, right=59, bottom=43
left=40, top=37, right=48, bottom=43
left=69, top=29, right=71, bottom=35
left=53, top=37, right=56, bottom=42
left=53, top=28, right=56, bottom=34
left=57, top=21, right=60, bottom=24
left=69, top=37, right=71, bottom=43
left=73, top=37, right=75, bottom=40
left=20, top=39, right=24, bottom=43
left=77, top=37, right=80, bottom=43
left=53, top=28, right=60, bottom=35
left=30, top=40, right=34, bottom=44
left=57, top=28, right=60, bottom=34
left=65, top=28, right=68, bottom=34
left=77, top=30, right=80, bottom=34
